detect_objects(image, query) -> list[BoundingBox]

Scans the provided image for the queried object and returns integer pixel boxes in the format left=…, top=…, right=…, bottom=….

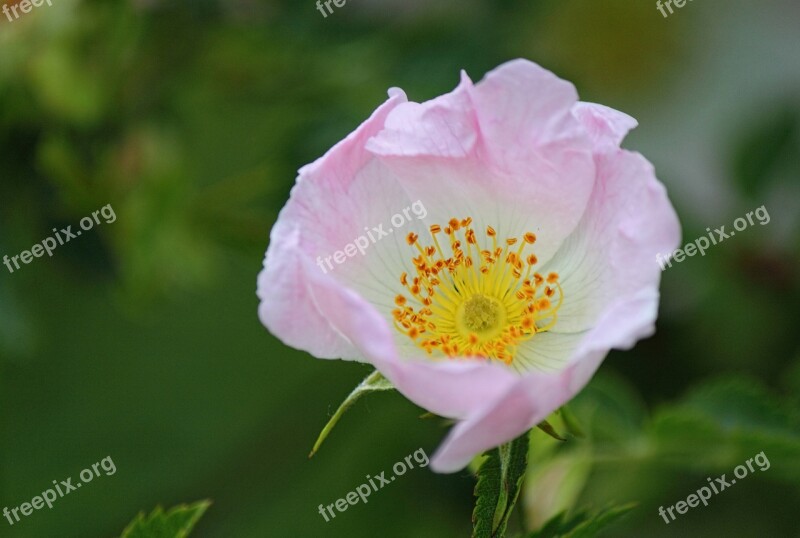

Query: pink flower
left=257, top=59, right=680, bottom=473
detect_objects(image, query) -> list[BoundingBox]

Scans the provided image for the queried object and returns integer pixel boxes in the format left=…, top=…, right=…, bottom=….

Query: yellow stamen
left=390, top=217, right=564, bottom=367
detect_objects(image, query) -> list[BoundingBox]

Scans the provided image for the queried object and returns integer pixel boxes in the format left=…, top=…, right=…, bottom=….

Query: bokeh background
left=1, top=0, right=799, bottom=536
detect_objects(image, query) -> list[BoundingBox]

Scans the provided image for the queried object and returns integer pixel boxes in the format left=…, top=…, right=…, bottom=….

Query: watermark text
left=317, top=448, right=429, bottom=522
left=317, top=200, right=427, bottom=274
left=2, top=203, right=116, bottom=274
left=657, top=205, right=769, bottom=270
left=658, top=451, right=770, bottom=524
left=4, top=456, right=117, bottom=527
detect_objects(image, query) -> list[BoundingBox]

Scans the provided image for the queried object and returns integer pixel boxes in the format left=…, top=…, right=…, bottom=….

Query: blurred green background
left=1, top=0, right=799, bottom=536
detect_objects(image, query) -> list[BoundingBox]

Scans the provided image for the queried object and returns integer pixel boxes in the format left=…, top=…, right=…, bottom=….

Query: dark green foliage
left=121, top=501, right=210, bottom=538
left=524, top=504, right=636, bottom=538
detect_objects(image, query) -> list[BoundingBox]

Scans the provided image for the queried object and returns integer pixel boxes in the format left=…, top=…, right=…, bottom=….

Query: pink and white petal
left=367, top=60, right=597, bottom=266
left=512, top=331, right=589, bottom=374
left=429, top=349, right=604, bottom=473
left=469, top=59, right=587, bottom=171
left=430, top=288, right=658, bottom=473
left=430, top=375, right=554, bottom=473
left=286, top=157, right=437, bottom=359
left=538, top=150, right=681, bottom=335
left=257, top=226, right=359, bottom=360
left=257, top=89, right=407, bottom=359
left=299, top=254, right=520, bottom=420
left=572, top=102, right=638, bottom=150
left=366, top=71, right=478, bottom=159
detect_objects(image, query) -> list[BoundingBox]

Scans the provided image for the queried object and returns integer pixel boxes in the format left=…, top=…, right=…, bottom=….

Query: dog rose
left=257, top=59, right=680, bottom=472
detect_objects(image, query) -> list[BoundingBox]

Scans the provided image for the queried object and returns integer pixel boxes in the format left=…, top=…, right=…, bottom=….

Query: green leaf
left=567, top=504, right=637, bottom=538
left=473, top=431, right=531, bottom=538
left=537, top=420, right=566, bottom=442
left=120, top=500, right=211, bottom=538
left=309, top=369, right=394, bottom=458
left=650, top=377, right=800, bottom=478
left=473, top=444, right=503, bottom=538
left=495, top=432, right=532, bottom=536
left=525, top=503, right=636, bottom=538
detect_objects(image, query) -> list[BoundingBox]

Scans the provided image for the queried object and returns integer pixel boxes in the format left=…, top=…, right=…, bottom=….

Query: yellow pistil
left=392, top=219, right=564, bottom=366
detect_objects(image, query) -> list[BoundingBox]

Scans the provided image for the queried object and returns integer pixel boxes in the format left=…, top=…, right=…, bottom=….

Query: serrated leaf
left=120, top=500, right=211, bottom=538
left=309, top=369, right=394, bottom=458
left=473, top=431, right=531, bottom=538
left=525, top=503, right=636, bottom=538
left=473, top=445, right=503, bottom=538
left=494, top=432, right=531, bottom=536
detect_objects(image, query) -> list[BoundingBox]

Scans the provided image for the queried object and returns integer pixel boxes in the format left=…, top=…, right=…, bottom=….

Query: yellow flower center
left=458, top=294, right=505, bottom=337
left=392, top=217, right=563, bottom=365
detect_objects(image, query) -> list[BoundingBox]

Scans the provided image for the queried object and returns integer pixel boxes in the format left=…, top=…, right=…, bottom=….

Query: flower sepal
left=308, top=369, right=394, bottom=458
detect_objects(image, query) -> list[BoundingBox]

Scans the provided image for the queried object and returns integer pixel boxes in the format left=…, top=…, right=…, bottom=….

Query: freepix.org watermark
left=2, top=203, right=116, bottom=274
left=315, top=0, right=347, bottom=18
left=2, top=0, right=54, bottom=22
left=657, top=205, right=769, bottom=271
left=316, top=200, right=427, bottom=274
left=656, top=0, right=695, bottom=18
left=658, top=451, right=770, bottom=524
left=317, top=448, right=429, bottom=522
left=3, top=456, right=117, bottom=527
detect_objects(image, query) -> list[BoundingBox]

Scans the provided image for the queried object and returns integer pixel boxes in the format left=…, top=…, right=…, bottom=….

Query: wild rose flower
left=257, top=59, right=680, bottom=473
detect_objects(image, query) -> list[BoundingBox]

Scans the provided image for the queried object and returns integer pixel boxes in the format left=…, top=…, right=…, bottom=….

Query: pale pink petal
left=469, top=59, right=586, bottom=171
left=495, top=148, right=679, bottom=374
left=572, top=102, right=638, bottom=150
left=367, top=59, right=597, bottom=265
left=257, top=89, right=407, bottom=359
left=366, top=72, right=478, bottom=158
left=539, top=149, right=681, bottom=335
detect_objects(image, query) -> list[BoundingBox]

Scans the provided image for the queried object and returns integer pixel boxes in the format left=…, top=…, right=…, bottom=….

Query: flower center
left=391, top=217, right=563, bottom=366
left=457, top=295, right=505, bottom=338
